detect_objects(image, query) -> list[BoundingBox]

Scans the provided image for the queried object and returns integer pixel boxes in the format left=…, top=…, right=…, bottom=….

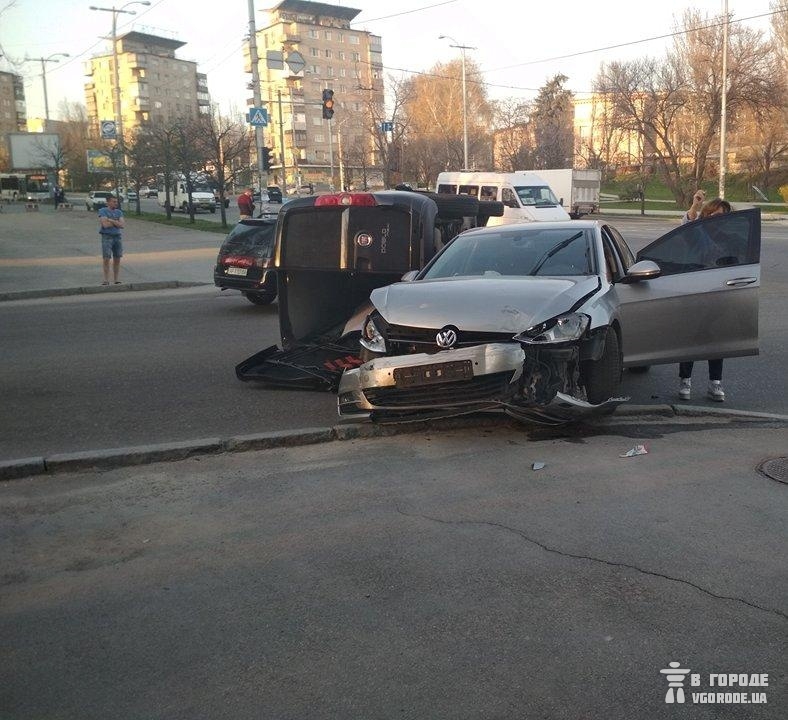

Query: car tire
left=628, top=365, right=650, bottom=373
left=244, top=292, right=276, bottom=306
left=581, top=326, right=622, bottom=404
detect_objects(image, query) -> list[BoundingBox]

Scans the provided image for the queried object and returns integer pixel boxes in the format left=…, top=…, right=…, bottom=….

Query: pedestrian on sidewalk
left=677, top=197, right=732, bottom=402
left=98, top=196, right=125, bottom=285
left=237, top=188, right=255, bottom=219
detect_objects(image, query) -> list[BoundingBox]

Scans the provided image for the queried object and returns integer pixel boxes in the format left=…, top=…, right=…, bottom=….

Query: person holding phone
left=681, top=188, right=706, bottom=224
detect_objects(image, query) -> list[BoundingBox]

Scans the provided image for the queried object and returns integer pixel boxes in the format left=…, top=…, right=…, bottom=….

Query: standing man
left=98, top=195, right=125, bottom=285
left=237, top=187, right=255, bottom=219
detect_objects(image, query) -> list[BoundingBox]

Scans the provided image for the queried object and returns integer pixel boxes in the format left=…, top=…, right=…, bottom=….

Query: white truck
left=535, top=169, right=601, bottom=218
left=157, top=175, right=217, bottom=214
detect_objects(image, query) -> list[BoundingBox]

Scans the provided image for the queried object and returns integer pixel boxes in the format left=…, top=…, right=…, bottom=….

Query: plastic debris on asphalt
left=620, top=444, right=649, bottom=458
left=532, top=462, right=545, bottom=470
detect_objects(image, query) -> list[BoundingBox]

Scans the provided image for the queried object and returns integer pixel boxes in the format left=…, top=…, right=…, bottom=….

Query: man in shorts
left=98, top=195, right=125, bottom=285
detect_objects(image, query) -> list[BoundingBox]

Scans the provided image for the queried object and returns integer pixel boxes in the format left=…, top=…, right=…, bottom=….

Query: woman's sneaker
left=679, top=378, right=691, bottom=400
left=707, top=381, right=725, bottom=402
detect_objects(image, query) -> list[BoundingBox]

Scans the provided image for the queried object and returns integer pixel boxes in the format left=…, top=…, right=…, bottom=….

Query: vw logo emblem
left=356, top=233, right=373, bottom=247
left=436, top=328, right=457, bottom=348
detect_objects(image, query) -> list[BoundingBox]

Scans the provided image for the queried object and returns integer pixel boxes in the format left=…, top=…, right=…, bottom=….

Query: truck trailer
left=535, top=169, right=601, bottom=218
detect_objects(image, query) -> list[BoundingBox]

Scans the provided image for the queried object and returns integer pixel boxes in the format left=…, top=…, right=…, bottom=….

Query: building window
left=324, top=30, right=332, bottom=40
left=337, top=33, right=344, bottom=43
left=308, top=29, right=318, bottom=39
left=349, top=35, right=359, bottom=45
left=327, top=66, right=334, bottom=77
left=352, top=52, right=360, bottom=62
left=312, top=116, right=322, bottom=125
left=338, top=51, right=345, bottom=60
left=325, top=49, right=332, bottom=59
left=314, top=134, right=324, bottom=143
left=339, top=68, right=346, bottom=77
left=308, top=64, right=320, bottom=74
left=310, top=47, right=319, bottom=57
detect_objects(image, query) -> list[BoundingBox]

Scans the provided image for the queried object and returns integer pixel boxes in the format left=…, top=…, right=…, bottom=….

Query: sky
left=0, top=0, right=779, bottom=121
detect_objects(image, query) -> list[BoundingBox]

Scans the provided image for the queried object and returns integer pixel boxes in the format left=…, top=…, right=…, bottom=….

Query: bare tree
left=492, top=97, right=534, bottom=171
left=195, top=109, right=254, bottom=227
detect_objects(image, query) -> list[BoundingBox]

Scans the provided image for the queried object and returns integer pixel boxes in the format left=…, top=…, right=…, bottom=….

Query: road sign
left=248, top=108, right=269, bottom=127
left=266, top=50, right=284, bottom=70
left=380, top=121, right=394, bottom=132
left=100, top=120, right=117, bottom=139
left=285, top=51, right=306, bottom=75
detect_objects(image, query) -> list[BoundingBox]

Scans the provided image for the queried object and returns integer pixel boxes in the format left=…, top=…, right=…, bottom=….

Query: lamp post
left=89, top=1, right=150, bottom=147
left=25, top=53, right=70, bottom=124
left=439, top=35, right=475, bottom=170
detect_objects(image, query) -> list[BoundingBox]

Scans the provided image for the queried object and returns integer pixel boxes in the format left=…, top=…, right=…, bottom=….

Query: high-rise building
left=0, top=70, right=27, bottom=137
left=250, top=0, right=385, bottom=191
left=84, top=30, right=210, bottom=139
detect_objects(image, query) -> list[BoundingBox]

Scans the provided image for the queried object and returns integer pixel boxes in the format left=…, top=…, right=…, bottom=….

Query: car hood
left=370, top=276, right=600, bottom=333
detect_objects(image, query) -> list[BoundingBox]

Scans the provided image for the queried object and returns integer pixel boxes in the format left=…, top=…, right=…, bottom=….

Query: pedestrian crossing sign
left=248, top=108, right=269, bottom=127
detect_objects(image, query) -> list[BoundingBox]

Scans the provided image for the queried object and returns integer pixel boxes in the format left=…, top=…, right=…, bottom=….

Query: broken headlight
left=360, top=314, right=386, bottom=353
left=515, top=313, right=589, bottom=345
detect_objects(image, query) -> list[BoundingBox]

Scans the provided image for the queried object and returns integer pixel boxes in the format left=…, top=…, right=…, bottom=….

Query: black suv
left=214, top=218, right=278, bottom=305
left=266, top=185, right=283, bottom=203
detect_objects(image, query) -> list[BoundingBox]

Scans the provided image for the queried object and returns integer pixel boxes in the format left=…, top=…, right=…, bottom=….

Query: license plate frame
left=394, top=359, right=473, bottom=388
left=226, top=266, right=248, bottom=276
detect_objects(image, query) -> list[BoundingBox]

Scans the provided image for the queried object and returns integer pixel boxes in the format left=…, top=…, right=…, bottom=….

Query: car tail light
left=222, top=255, right=254, bottom=267
left=315, top=192, right=377, bottom=207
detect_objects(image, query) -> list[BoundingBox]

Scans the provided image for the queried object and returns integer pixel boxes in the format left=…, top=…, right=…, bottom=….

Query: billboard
left=86, top=149, right=115, bottom=173
left=7, top=132, right=60, bottom=170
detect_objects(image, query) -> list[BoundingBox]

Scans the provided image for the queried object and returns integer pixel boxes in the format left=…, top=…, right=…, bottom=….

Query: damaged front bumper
left=337, top=342, right=627, bottom=425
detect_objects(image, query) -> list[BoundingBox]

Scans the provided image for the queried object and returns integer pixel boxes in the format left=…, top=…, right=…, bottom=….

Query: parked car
left=335, top=210, right=761, bottom=423
left=86, top=190, right=118, bottom=211
left=214, top=218, right=278, bottom=305
left=126, top=188, right=138, bottom=202
left=266, top=185, right=283, bottom=203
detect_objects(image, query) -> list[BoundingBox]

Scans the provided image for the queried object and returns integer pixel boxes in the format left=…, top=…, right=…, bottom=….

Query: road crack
left=396, top=506, right=788, bottom=621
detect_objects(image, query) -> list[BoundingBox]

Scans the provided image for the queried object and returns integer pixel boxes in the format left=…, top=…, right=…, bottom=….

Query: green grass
left=130, top=211, right=231, bottom=234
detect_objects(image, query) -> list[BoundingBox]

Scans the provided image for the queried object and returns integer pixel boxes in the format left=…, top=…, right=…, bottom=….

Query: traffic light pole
left=247, top=0, right=267, bottom=192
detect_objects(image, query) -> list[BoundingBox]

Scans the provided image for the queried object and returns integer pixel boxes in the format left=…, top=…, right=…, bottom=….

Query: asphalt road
left=2, top=422, right=786, bottom=719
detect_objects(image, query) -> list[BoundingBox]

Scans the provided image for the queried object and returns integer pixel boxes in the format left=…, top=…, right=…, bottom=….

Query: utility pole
left=277, top=89, right=287, bottom=196
left=247, top=0, right=267, bottom=192
left=718, top=0, right=729, bottom=199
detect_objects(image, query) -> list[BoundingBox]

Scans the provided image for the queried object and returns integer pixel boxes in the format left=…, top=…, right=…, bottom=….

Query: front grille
left=385, top=324, right=515, bottom=353
left=363, top=371, right=514, bottom=407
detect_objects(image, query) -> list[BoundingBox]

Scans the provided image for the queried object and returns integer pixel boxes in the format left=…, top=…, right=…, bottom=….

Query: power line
left=354, top=0, right=459, bottom=24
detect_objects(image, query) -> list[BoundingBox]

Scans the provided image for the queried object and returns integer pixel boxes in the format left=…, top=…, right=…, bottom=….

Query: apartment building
left=251, top=0, right=385, bottom=190
left=0, top=71, right=27, bottom=165
left=84, top=31, right=210, bottom=139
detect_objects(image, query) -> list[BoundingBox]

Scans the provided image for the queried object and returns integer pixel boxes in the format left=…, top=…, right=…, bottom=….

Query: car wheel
left=244, top=292, right=276, bottom=306
left=581, top=326, right=622, bottom=404
left=628, top=365, right=650, bottom=373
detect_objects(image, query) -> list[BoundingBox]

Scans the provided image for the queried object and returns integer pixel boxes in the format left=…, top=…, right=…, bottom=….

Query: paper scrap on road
left=532, top=462, right=545, bottom=470
left=620, top=444, right=649, bottom=458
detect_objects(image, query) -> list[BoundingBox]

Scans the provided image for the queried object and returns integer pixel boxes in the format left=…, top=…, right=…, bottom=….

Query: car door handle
left=725, top=277, right=758, bottom=287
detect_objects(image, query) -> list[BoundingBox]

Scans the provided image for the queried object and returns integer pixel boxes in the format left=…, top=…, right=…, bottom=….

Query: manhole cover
left=758, top=457, right=788, bottom=484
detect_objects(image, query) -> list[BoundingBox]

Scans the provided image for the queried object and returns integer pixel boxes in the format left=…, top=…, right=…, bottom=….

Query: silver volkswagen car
left=337, top=210, right=760, bottom=424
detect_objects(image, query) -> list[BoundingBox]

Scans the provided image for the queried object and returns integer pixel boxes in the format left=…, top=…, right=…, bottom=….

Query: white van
left=435, top=171, right=570, bottom=225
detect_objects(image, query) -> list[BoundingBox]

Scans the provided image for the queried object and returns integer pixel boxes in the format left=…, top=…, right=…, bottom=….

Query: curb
left=2, top=407, right=787, bottom=482
left=0, top=281, right=210, bottom=302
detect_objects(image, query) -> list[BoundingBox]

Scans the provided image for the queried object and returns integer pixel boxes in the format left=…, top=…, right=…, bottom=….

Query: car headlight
left=515, top=313, right=590, bottom=345
left=360, top=314, right=386, bottom=353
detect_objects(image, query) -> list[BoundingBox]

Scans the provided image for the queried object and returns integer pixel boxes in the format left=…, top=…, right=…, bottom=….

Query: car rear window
left=220, top=223, right=276, bottom=256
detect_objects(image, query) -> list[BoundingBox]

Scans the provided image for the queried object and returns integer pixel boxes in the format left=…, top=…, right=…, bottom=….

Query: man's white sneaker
left=679, top=378, right=691, bottom=401
left=707, top=381, right=725, bottom=402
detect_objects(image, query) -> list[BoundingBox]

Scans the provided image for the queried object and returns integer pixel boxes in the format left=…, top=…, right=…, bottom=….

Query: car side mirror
left=401, top=270, right=419, bottom=282
left=620, top=259, right=661, bottom=283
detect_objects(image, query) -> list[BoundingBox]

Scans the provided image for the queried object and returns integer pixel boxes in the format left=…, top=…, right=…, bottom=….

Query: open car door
left=615, top=208, right=760, bottom=367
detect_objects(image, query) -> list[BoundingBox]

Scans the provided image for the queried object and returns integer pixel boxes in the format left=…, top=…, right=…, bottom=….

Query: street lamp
left=439, top=35, right=475, bottom=170
left=25, top=53, right=70, bottom=123
left=89, top=1, right=151, bottom=145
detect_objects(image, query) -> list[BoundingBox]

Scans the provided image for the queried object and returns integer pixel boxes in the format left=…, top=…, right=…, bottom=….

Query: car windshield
left=422, top=228, right=595, bottom=278
left=513, top=185, right=559, bottom=207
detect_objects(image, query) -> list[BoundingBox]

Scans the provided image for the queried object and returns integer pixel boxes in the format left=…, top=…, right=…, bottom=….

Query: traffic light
left=322, top=88, right=335, bottom=120
left=261, top=146, right=272, bottom=171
